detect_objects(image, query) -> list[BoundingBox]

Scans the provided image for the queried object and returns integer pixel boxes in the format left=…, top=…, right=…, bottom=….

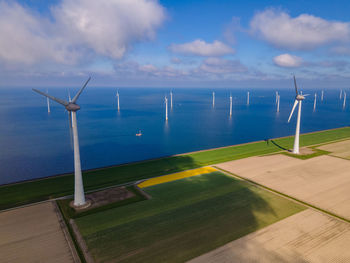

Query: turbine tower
left=165, top=96, right=168, bottom=121
left=313, top=93, right=317, bottom=112
left=116, top=90, right=120, bottom=111
left=287, top=76, right=309, bottom=154
left=277, top=94, right=280, bottom=113
left=321, top=90, right=324, bottom=101
left=275, top=91, right=278, bottom=104
left=46, top=89, right=51, bottom=114
left=212, top=92, right=215, bottom=108
left=33, top=77, right=91, bottom=207
left=170, top=91, right=173, bottom=109
left=247, top=91, right=250, bottom=105
left=343, top=92, right=347, bottom=109
left=229, top=94, right=232, bottom=117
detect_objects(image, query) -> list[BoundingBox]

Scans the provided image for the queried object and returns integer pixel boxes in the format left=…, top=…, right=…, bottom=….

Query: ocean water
left=0, top=87, right=348, bottom=185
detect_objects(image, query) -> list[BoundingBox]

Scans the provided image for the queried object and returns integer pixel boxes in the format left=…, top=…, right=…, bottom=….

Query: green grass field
left=75, top=172, right=305, bottom=263
left=0, top=126, right=349, bottom=210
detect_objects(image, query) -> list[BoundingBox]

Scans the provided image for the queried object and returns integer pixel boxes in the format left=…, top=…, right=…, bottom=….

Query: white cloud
left=198, top=57, right=247, bottom=74
left=169, top=39, right=234, bottom=56
left=273, top=54, right=303, bottom=67
left=0, top=0, right=166, bottom=65
left=251, top=9, right=350, bottom=50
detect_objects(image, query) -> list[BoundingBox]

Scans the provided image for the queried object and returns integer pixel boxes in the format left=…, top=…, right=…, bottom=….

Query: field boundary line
left=213, top=166, right=350, bottom=224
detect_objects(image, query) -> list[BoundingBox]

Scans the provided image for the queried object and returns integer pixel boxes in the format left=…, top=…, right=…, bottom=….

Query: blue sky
left=1, top=0, right=350, bottom=88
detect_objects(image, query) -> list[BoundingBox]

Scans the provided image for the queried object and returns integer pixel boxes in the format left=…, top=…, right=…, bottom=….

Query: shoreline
left=1, top=125, right=349, bottom=188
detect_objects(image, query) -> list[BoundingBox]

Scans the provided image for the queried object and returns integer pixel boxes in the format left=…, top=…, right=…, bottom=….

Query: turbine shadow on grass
left=265, top=139, right=292, bottom=152
left=76, top=170, right=303, bottom=263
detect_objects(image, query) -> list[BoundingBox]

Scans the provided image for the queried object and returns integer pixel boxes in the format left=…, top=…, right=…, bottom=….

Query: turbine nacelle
left=65, top=103, right=81, bottom=112
left=296, top=94, right=305, bottom=101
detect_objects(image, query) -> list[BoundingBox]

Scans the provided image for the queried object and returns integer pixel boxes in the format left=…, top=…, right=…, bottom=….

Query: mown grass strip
left=0, top=126, right=349, bottom=210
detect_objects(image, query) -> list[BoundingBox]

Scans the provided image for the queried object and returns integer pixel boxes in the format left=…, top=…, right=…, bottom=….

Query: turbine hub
left=66, top=103, right=80, bottom=111
left=296, top=94, right=305, bottom=101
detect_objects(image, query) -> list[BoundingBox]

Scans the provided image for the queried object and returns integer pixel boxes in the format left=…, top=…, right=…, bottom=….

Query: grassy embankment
left=0, top=127, right=349, bottom=210
left=75, top=172, right=305, bottom=263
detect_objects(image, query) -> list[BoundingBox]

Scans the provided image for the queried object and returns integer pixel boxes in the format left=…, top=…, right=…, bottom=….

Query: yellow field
left=137, top=166, right=217, bottom=188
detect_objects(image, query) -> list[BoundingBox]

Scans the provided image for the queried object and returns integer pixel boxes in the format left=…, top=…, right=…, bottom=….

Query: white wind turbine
left=116, top=90, right=120, bottom=111
left=229, top=94, right=232, bottom=117
left=46, top=89, right=51, bottom=113
left=247, top=91, right=250, bottom=105
left=276, top=93, right=280, bottom=113
left=287, top=76, right=309, bottom=154
left=170, top=91, right=173, bottom=109
left=165, top=95, right=168, bottom=121
left=212, top=91, right=215, bottom=108
left=343, top=91, right=347, bottom=109
left=33, top=77, right=91, bottom=207
left=313, top=93, right=317, bottom=112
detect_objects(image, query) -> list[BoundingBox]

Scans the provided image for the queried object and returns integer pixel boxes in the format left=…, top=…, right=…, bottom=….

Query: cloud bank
left=0, top=0, right=166, bottom=65
left=169, top=39, right=234, bottom=56
left=251, top=9, right=350, bottom=50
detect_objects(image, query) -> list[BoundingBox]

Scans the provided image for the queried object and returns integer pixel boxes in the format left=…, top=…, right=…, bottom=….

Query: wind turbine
left=313, top=93, right=317, bottom=112
left=33, top=77, right=91, bottom=207
left=247, top=91, right=250, bottom=105
left=321, top=90, right=324, bottom=101
left=277, top=94, right=280, bottom=113
left=275, top=91, right=278, bottom=104
left=287, top=76, right=309, bottom=154
left=229, top=94, right=232, bottom=117
left=170, top=91, right=173, bottom=109
left=116, top=90, right=120, bottom=111
left=343, top=91, right=347, bottom=109
left=165, top=96, right=168, bottom=121
left=46, top=89, right=51, bottom=113
left=212, top=92, right=215, bottom=108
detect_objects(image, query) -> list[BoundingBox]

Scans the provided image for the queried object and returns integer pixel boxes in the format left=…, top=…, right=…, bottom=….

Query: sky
left=1, top=0, right=350, bottom=88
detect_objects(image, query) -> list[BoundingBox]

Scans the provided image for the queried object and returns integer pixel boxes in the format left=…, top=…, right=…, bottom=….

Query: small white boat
left=136, top=130, right=142, bottom=137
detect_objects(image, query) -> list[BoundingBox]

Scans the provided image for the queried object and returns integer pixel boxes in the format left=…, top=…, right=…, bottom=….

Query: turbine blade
left=71, top=76, right=91, bottom=103
left=303, top=94, right=310, bottom=96
left=288, top=100, right=299, bottom=123
left=32, top=88, right=68, bottom=106
left=293, top=75, right=298, bottom=95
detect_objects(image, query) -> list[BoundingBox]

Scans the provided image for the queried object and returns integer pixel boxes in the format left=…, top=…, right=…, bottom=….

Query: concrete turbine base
left=70, top=199, right=92, bottom=211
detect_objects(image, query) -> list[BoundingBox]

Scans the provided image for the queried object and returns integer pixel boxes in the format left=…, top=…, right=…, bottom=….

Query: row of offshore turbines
left=32, top=76, right=347, bottom=208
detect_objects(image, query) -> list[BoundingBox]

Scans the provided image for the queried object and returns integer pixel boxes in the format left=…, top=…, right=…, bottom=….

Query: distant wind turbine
left=33, top=77, right=91, bottom=207
left=321, top=90, right=324, bottom=101
left=275, top=91, right=278, bottom=104
left=277, top=94, right=280, bottom=113
left=212, top=92, right=215, bottom=108
left=46, top=89, right=51, bottom=113
left=313, top=93, right=317, bottom=112
left=287, top=76, right=309, bottom=154
left=165, top=96, right=168, bottom=121
left=229, top=94, right=232, bottom=117
left=116, top=90, right=120, bottom=111
left=247, top=91, right=250, bottom=105
left=170, top=91, right=173, bottom=109
left=343, top=92, right=347, bottom=109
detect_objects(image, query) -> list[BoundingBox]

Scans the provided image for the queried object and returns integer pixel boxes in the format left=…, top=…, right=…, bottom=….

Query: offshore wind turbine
left=212, top=92, right=215, bottom=108
left=287, top=76, right=309, bottom=154
left=277, top=94, right=280, bottom=113
left=165, top=96, right=168, bottom=121
left=46, top=89, right=51, bottom=113
left=343, top=91, right=347, bottom=109
left=170, top=91, right=173, bottom=109
left=321, top=90, right=324, bottom=101
left=229, top=94, right=232, bottom=117
left=275, top=91, right=278, bottom=104
left=33, top=77, right=91, bottom=207
left=116, top=90, right=120, bottom=111
left=247, top=91, right=250, bottom=105
left=313, top=93, right=317, bottom=112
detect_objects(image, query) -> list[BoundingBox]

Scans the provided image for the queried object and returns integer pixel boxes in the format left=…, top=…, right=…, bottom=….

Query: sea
left=0, top=87, right=348, bottom=185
